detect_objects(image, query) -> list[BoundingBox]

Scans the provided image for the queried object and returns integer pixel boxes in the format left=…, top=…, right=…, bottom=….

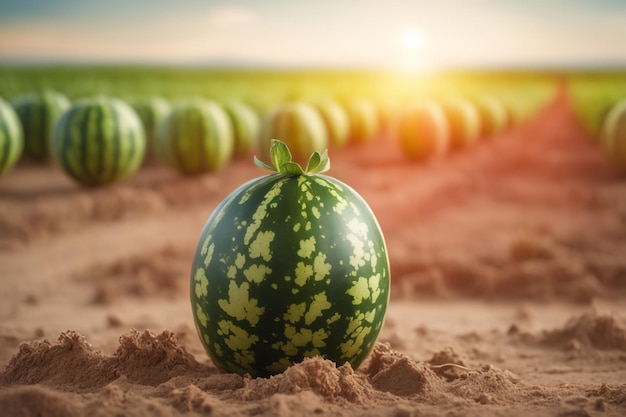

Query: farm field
left=0, top=68, right=626, bottom=417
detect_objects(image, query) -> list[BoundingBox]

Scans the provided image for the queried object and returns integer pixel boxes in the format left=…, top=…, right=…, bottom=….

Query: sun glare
left=401, top=29, right=425, bottom=52
left=393, top=28, right=430, bottom=74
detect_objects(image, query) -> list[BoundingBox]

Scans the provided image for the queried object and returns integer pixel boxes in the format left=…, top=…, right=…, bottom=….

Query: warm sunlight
left=394, top=28, right=430, bottom=73
left=401, top=29, right=425, bottom=52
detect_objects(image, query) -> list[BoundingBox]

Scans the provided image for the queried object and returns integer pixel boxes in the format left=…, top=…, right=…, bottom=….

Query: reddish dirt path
left=1, top=83, right=625, bottom=303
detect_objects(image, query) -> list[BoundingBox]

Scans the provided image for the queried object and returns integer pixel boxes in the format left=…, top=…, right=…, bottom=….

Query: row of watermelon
left=396, top=95, right=514, bottom=162
left=0, top=91, right=379, bottom=185
left=0, top=89, right=545, bottom=185
left=0, top=92, right=144, bottom=184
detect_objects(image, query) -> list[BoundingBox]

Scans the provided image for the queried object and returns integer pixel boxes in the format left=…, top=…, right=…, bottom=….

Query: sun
left=401, top=29, right=425, bottom=52
left=394, top=28, right=429, bottom=73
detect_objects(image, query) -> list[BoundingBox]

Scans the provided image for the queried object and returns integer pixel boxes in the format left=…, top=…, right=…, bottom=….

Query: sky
left=0, top=0, right=625, bottom=70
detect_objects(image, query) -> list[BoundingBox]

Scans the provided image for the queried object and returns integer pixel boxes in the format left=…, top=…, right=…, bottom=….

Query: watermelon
left=397, top=101, right=450, bottom=162
left=473, top=95, right=509, bottom=139
left=11, top=90, right=71, bottom=162
left=311, top=98, right=350, bottom=148
left=0, top=98, right=24, bottom=176
left=51, top=96, right=146, bottom=186
left=344, top=98, right=379, bottom=144
left=502, top=95, right=532, bottom=128
left=156, top=99, right=234, bottom=175
left=221, top=100, right=260, bottom=158
left=190, top=140, right=390, bottom=377
left=601, top=98, right=626, bottom=170
left=572, top=92, right=622, bottom=141
left=440, top=97, right=481, bottom=150
left=129, top=96, right=171, bottom=161
left=258, top=102, right=328, bottom=167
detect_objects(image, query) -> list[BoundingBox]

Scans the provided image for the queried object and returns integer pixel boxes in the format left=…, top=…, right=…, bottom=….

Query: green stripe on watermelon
left=51, top=97, right=145, bottom=186
left=106, top=102, right=121, bottom=183
left=191, top=140, right=390, bottom=377
left=11, top=90, right=70, bottom=162
left=0, top=98, right=24, bottom=176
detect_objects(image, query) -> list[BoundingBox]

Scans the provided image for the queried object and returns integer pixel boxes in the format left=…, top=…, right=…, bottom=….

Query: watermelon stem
left=254, top=139, right=330, bottom=176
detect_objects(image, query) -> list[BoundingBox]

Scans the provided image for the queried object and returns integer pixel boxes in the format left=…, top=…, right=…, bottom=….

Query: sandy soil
left=1, top=84, right=625, bottom=416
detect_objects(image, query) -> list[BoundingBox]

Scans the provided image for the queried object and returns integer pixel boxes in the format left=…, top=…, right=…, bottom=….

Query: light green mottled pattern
left=217, top=281, right=265, bottom=325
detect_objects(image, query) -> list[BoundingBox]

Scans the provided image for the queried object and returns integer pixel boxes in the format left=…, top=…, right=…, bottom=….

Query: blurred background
left=1, top=0, right=626, bottom=175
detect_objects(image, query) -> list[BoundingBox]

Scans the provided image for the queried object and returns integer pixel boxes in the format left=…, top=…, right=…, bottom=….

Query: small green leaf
left=253, top=139, right=331, bottom=176
left=306, top=149, right=330, bottom=174
left=270, top=140, right=292, bottom=171
left=305, top=151, right=321, bottom=173
left=254, top=155, right=276, bottom=172
left=280, top=161, right=305, bottom=176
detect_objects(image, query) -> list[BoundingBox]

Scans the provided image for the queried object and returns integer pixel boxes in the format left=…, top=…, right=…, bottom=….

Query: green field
left=567, top=70, right=626, bottom=138
left=0, top=66, right=560, bottom=116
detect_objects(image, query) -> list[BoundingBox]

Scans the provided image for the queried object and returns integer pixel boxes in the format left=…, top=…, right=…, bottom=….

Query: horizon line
left=1, top=57, right=626, bottom=73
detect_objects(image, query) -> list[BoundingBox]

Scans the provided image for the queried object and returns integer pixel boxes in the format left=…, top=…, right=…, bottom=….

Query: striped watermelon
left=129, top=96, right=171, bottom=161
left=0, top=98, right=24, bottom=176
left=156, top=99, right=234, bottom=175
left=51, top=97, right=146, bottom=186
left=440, top=97, right=481, bottom=150
left=397, top=101, right=450, bottom=162
left=601, top=98, right=626, bottom=170
left=12, top=90, right=70, bottom=162
left=258, top=102, right=328, bottom=167
left=473, top=95, right=509, bottom=139
left=221, top=100, right=260, bottom=158
left=502, top=95, right=532, bottom=128
left=344, top=98, right=379, bottom=144
left=191, top=140, right=390, bottom=377
left=311, top=98, right=349, bottom=148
